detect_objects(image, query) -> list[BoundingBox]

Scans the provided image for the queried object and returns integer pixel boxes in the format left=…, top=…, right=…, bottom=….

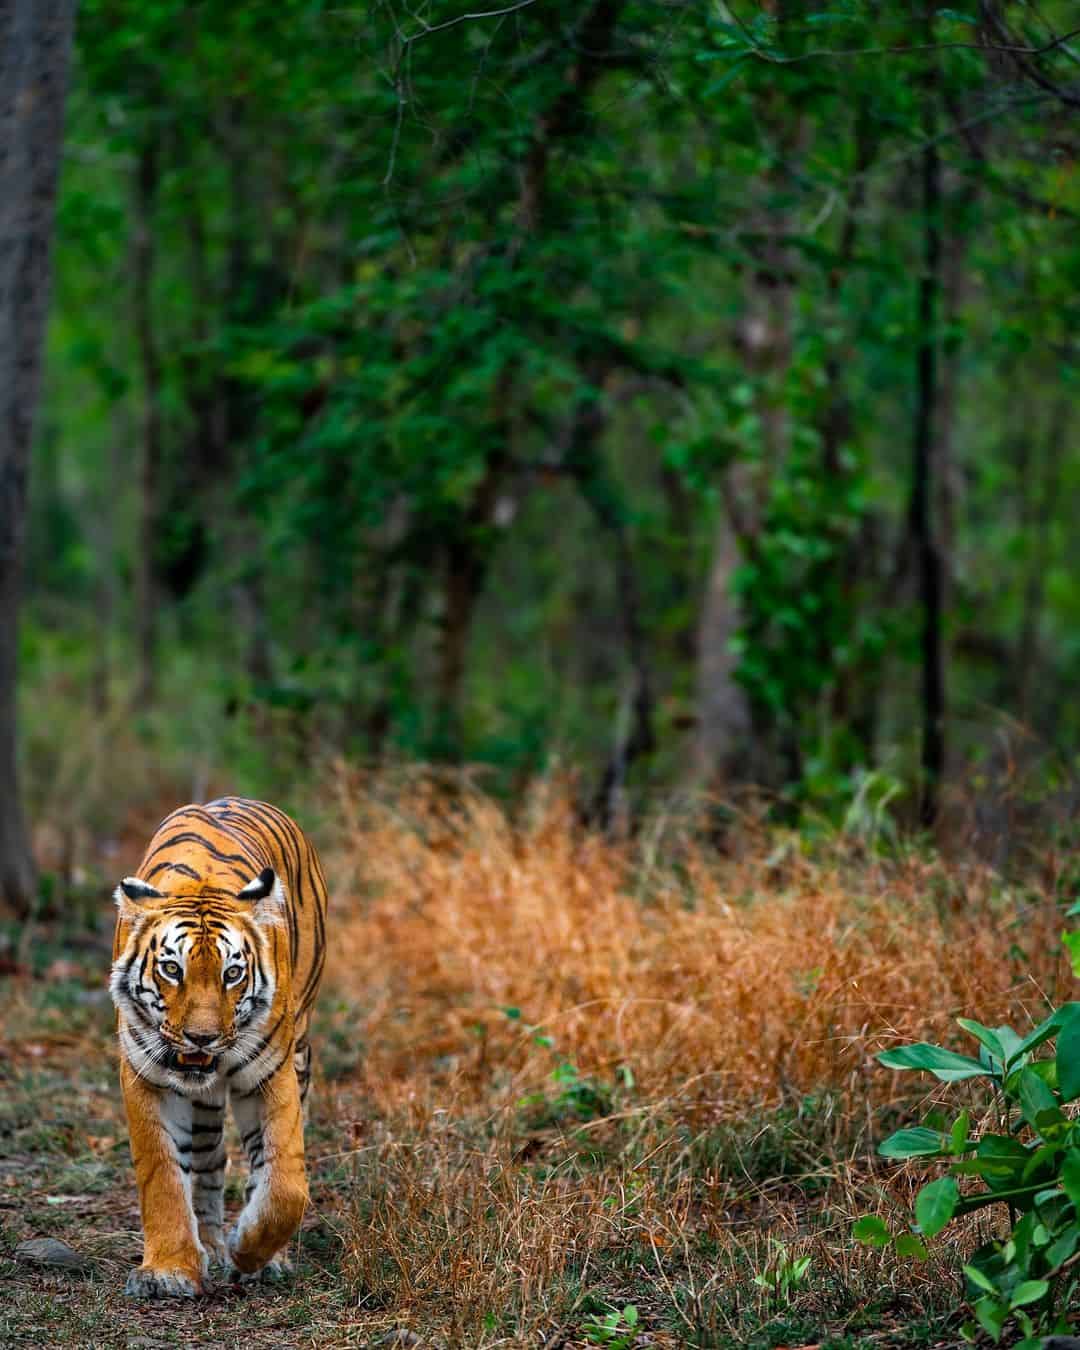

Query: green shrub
left=857, top=996, right=1080, bottom=1346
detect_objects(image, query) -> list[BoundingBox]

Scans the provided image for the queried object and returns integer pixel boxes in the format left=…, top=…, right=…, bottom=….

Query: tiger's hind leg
left=190, top=1094, right=227, bottom=1265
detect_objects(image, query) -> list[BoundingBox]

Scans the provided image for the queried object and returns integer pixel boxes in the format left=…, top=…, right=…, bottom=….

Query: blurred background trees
left=1, top=0, right=77, bottom=911
left=10, top=0, right=1080, bottom=897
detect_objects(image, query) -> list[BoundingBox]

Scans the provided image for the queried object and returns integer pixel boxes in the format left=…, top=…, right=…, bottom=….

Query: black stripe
left=145, top=860, right=202, bottom=882
left=145, top=831, right=255, bottom=873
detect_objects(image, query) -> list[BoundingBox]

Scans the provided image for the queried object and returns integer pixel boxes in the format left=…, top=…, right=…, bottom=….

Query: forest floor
left=1, top=774, right=1072, bottom=1348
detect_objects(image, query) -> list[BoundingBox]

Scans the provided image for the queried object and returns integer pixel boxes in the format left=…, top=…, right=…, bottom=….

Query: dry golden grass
left=304, top=771, right=1073, bottom=1343
left=324, top=771, right=1069, bottom=1116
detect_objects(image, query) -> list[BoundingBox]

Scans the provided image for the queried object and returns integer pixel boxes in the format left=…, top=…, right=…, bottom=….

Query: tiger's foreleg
left=227, top=1063, right=308, bottom=1278
left=120, top=1061, right=208, bottom=1298
left=190, top=1095, right=228, bottom=1263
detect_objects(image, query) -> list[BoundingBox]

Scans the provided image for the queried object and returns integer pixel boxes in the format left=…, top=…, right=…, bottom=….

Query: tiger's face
left=109, top=869, right=282, bottom=1091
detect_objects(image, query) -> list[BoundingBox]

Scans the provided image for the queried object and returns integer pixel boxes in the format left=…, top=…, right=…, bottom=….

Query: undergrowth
left=2, top=763, right=1076, bottom=1345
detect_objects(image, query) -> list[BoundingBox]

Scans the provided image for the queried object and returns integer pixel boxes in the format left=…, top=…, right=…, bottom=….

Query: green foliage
left=582, top=1303, right=639, bottom=1348
left=857, top=1005, right=1080, bottom=1342
left=508, top=1009, right=619, bottom=1126
left=27, top=0, right=1080, bottom=807
left=751, top=1239, right=813, bottom=1303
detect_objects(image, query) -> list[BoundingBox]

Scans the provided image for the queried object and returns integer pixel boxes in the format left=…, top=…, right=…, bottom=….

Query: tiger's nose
left=186, top=1031, right=217, bottom=1047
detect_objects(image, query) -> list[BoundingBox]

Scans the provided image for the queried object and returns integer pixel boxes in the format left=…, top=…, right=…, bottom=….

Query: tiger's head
left=109, top=868, right=284, bottom=1087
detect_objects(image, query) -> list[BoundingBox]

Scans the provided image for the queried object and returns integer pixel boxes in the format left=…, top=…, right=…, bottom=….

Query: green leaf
left=852, top=1215, right=891, bottom=1246
left=704, top=56, right=749, bottom=96
left=935, top=7, right=977, bottom=20
left=894, top=1233, right=928, bottom=1260
left=1045, top=1222, right=1080, bottom=1270
left=1019, top=1066, right=1059, bottom=1128
left=957, top=1018, right=1005, bottom=1064
left=950, top=1109, right=971, bottom=1154
left=993, top=1025, right=1025, bottom=1067
left=972, top=1295, right=1008, bottom=1343
left=1057, top=1014, right=1080, bottom=1102
left=916, top=1175, right=958, bottom=1238
left=877, top=1043, right=989, bottom=1081
left=1009, top=1279, right=1049, bottom=1308
left=1015, top=1004, right=1080, bottom=1060
left=1023, top=1141, right=1064, bottom=1183
left=1061, top=1148, right=1080, bottom=1212
left=975, top=1134, right=1032, bottom=1190
left=963, top=1263, right=998, bottom=1294
left=878, top=1127, right=948, bottom=1159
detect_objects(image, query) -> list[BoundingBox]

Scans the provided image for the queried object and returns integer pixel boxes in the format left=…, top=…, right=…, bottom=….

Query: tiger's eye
left=159, top=960, right=181, bottom=979
left=224, top=964, right=244, bottom=984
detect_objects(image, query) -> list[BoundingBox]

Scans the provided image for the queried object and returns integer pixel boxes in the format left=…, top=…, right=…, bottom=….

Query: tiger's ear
left=117, top=876, right=163, bottom=903
left=114, top=876, right=163, bottom=921
left=236, top=868, right=285, bottom=925
left=237, top=868, right=276, bottom=901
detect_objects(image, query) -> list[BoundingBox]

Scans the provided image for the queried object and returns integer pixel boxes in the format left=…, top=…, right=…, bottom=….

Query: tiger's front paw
left=124, top=1266, right=204, bottom=1299
left=226, top=1253, right=293, bottom=1287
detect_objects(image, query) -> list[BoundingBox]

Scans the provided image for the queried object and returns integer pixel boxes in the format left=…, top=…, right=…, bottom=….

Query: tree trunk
left=0, top=0, right=77, bottom=914
left=430, top=0, right=626, bottom=761
left=702, top=0, right=806, bottom=793
left=435, top=538, right=485, bottom=758
left=1017, top=395, right=1068, bottom=725
left=132, top=136, right=162, bottom=712
left=912, top=28, right=945, bottom=827
left=557, top=369, right=656, bottom=824
left=693, top=514, right=753, bottom=787
left=434, top=443, right=508, bottom=759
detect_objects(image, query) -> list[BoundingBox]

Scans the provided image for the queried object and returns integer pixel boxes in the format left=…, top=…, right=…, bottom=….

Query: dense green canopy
left=27, top=0, right=1080, bottom=821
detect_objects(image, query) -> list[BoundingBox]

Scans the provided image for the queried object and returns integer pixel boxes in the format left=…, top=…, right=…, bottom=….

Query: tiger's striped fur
left=109, top=797, right=328, bottom=1298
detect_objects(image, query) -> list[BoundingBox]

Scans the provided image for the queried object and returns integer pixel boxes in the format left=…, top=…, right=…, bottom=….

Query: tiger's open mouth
left=171, top=1050, right=218, bottom=1073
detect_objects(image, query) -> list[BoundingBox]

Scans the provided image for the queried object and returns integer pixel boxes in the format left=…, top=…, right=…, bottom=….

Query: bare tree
left=132, top=135, right=162, bottom=711
left=0, top=0, right=77, bottom=913
left=911, top=26, right=946, bottom=827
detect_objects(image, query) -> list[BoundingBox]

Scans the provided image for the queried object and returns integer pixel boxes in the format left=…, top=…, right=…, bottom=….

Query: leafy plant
left=857, top=991, right=1080, bottom=1346
left=751, top=1238, right=813, bottom=1302
left=506, top=1007, right=617, bottom=1125
left=582, top=1302, right=639, bottom=1348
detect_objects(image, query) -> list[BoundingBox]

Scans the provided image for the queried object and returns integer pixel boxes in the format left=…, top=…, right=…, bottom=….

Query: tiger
left=109, top=796, right=328, bottom=1299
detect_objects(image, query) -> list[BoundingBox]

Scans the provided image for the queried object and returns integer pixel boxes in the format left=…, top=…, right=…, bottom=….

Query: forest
left=3, top=2, right=1080, bottom=1347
